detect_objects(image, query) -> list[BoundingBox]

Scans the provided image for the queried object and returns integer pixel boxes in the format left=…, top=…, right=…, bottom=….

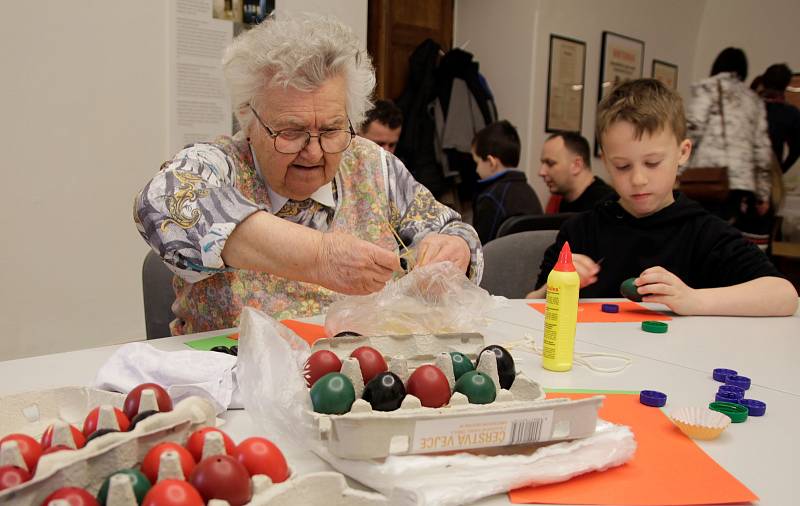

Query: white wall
left=0, top=1, right=168, bottom=360
left=693, top=0, right=800, bottom=84
left=456, top=0, right=705, bottom=202
left=277, top=0, right=367, bottom=49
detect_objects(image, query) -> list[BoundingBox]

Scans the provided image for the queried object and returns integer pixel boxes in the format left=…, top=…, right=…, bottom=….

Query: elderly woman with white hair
left=134, top=13, right=483, bottom=335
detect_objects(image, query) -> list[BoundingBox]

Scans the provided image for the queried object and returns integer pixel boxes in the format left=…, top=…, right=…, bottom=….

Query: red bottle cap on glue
left=554, top=242, right=576, bottom=272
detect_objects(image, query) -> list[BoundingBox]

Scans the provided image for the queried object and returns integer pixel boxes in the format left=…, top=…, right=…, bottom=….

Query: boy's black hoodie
left=474, top=170, right=542, bottom=244
left=536, top=192, right=781, bottom=296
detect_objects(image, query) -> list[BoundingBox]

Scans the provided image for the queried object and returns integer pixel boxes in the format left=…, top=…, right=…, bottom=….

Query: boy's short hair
left=595, top=78, right=686, bottom=148
left=762, top=64, right=792, bottom=92
left=472, top=120, right=521, bottom=167
left=364, top=99, right=403, bottom=129
left=547, top=132, right=591, bottom=169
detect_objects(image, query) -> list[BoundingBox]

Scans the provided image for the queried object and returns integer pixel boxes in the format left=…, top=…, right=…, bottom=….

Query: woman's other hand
left=315, top=232, right=402, bottom=295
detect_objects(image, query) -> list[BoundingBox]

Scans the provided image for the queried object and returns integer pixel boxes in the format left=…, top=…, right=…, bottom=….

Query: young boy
left=527, top=79, right=798, bottom=316
left=471, top=120, right=542, bottom=243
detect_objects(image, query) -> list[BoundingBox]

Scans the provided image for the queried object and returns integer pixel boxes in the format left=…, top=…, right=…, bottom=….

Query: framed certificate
left=546, top=34, right=586, bottom=133
left=595, top=31, right=645, bottom=156
left=652, top=59, right=678, bottom=90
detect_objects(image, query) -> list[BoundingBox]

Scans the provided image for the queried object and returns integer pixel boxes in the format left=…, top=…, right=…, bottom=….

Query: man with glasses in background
left=134, top=13, right=482, bottom=335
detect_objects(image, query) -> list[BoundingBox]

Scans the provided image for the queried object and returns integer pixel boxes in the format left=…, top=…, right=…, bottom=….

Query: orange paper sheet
left=509, top=392, right=757, bottom=505
left=280, top=319, right=328, bottom=345
left=527, top=302, right=671, bottom=323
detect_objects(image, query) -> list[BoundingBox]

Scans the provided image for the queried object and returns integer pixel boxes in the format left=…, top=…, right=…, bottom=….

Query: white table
left=1, top=300, right=799, bottom=505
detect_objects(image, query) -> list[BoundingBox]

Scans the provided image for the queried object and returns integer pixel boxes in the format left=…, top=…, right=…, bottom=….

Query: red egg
left=141, top=480, right=203, bottom=506
left=349, top=346, right=388, bottom=384
left=41, top=445, right=75, bottom=456
left=185, top=427, right=236, bottom=461
left=141, top=442, right=196, bottom=484
left=232, top=437, right=289, bottom=483
left=0, top=434, right=42, bottom=473
left=41, top=487, right=99, bottom=506
left=82, top=406, right=130, bottom=437
left=304, top=350, right=342, bottom=387
left=0, top=465, right=31, bottom=491
left=189, top=455, right=252, bottom=506
left=123, top=383, right=173, bottom=420
left=406, top=365, right=451, bottom=408
left=41, top=423, right=86, bottom=450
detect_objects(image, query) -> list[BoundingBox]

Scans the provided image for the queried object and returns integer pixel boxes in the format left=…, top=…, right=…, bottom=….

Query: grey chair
left=496, top=212, right=576, bottom=238
left=142, top=250, right=177, bottom=339
left=480, top=230, right=558, bottom=298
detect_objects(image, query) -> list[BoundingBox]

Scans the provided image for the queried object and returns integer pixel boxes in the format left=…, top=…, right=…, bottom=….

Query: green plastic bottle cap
left=709, top=401, right=749, bottom=423
left=642, top=321, right=668, bottom=333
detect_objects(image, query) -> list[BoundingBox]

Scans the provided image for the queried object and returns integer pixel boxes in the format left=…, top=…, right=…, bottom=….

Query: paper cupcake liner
left=670, top=406, right=731, bottom=440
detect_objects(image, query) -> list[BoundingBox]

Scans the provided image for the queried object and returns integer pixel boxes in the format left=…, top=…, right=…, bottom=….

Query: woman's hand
left=572, top=254, right=600, bottom=288
left=414, top=233, right=471, bottom=273
left=315, top=232, right=402, bottom=295
left=636, top=266, right=702, bottom=314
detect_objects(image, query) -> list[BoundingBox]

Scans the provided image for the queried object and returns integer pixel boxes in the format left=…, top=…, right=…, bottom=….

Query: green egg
left=97, top=468, right=151, bottom=505
left=449, top=352, right=475, bottom=380
left=310, top=372, right=356, bottom=414
left=454, top=371, right=497, bottom=404
left=620, top=277, right=643, bottom=302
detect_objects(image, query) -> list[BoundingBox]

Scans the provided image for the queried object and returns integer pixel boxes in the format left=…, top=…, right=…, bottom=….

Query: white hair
left=222, top=12, right=375, bottom=132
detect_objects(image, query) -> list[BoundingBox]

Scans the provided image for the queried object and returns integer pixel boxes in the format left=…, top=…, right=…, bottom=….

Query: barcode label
left=411, top=410, right=554, bottom=453
left=510, top=418, right=545, bottom=444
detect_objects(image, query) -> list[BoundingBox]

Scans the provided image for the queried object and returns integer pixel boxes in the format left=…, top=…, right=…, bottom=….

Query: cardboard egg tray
left=0, top=387, right=387, bottom=506
left=308, top=333, right=604, bottom=460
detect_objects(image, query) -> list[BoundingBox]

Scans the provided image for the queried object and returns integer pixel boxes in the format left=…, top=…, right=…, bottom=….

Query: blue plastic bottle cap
left=725, top=375, right=751, bottom=390
left=601, top=303, right=619, bottom=313
left=715, top=390, right=741, bottom=403
left=740, top=399, right=766, bottom=416
left=639, top=390, right=667, bottom=407
left=712, top=368, right=737, bottom=382
left=718, top=385, right=745, bottom=401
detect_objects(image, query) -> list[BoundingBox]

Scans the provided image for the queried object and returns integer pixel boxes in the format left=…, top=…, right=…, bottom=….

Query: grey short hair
left=222, top=12, right=375, bottom=132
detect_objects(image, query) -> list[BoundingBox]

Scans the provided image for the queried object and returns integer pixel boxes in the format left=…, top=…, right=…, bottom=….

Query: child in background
left=527, top=79, right=797, bottom=316
left=471, top=120, right=542, bottom=244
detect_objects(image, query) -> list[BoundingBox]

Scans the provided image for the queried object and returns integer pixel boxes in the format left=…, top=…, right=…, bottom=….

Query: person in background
left=359, top=99, right=403, bottom=154
left=758, top=64, right=800, bottom=173
left=471, top=120, right=542, bottom=244
left=527, top=79, right=797, bottom=316
left=539, top=132, right=615, bottom=213
left=134, top=13, right=482, bottom=335
left=685, top=47, right=773, bottom=235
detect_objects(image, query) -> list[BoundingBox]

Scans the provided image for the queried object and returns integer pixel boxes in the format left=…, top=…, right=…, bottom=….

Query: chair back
left=496, top=213, right=576, bottom=238
left=480, top=230, right=558, bottom=298
left=142, top=250, right=176, bottom=339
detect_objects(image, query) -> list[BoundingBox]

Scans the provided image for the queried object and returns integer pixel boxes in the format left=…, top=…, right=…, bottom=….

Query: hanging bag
left=679, top=80, right=730, bottom=203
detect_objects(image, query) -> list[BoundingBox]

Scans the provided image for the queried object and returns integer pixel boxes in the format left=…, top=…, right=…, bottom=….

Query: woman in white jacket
left=686, top=48, right=773, bottom=240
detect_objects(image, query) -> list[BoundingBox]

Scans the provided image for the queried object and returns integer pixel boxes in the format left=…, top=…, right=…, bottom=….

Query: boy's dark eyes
left=645, top=161, right=662, bottom=168
left=614, top=164, right=631, bottom=170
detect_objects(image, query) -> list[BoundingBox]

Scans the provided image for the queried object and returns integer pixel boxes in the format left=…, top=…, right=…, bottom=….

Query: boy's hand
left=573, top=254, right=600, bottom=288
left=636, top=266, right=702, bottom=315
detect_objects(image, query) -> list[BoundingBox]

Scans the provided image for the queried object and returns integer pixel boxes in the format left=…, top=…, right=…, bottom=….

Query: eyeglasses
left=249, top=105, right=355, bottom=154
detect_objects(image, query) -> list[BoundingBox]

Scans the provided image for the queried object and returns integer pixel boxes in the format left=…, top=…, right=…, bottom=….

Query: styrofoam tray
left=0, top=387, right=388, bottom=506
left=307, top=334, right=604, bottom=459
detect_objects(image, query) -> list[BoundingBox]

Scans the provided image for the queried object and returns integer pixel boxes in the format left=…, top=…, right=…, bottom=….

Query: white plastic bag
left=237, top=307, right=636, bottom=506
left=324, top=261, right=501, bottom=337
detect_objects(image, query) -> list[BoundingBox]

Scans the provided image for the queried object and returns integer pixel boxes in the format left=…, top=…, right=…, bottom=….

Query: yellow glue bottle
left=542, top=241, right=580, bottom=372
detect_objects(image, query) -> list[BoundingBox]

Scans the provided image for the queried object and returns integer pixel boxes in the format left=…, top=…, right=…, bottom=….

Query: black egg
left=129, top=410, right=159, bottom=431
left=362, top=372, right=406, bottom=411
left=210, top=345, right=231, bottom=354
left=229, top=345, right=238, bottom=356
left=476, top=345, right=516, bottom=389
left=86, top=428, right=119, bottom=443
left=334, top=331, right=362, bottom=337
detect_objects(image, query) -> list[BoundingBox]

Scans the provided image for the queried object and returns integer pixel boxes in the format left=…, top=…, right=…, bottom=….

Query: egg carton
left=0, top=387, right=217, bottom=506
left=308, top=333, right=604, bottom=459
left=0, top=387, right=387, bottom=506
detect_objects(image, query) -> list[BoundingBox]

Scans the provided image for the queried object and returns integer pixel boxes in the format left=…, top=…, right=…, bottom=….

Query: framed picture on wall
left=595, top=31, right=645, bottom=156
left=546, top=34, right=586, bottom=133
left=652, top=59, right=678, bottom=90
